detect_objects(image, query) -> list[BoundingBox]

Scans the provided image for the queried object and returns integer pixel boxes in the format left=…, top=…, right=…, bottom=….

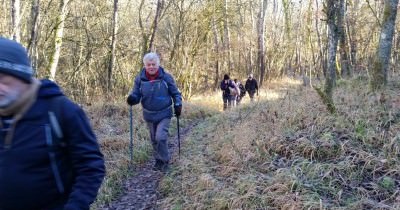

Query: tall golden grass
left=157, top=76, right=400, bottom=209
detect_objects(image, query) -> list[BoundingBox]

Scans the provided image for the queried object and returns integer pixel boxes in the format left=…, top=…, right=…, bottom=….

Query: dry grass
left=83, top=99, right=219, bottom=208
left=158, top=76, right=400, bottom=210
left=84, top=102, right=152, bottom=207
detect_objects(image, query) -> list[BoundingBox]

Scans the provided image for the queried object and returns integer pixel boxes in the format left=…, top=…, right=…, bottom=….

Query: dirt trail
left=99, top=122, right=195, bottom=210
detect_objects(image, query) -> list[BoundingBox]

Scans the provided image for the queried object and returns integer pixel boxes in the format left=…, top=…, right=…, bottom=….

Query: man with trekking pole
left=127, top=52, right=182, bottom=172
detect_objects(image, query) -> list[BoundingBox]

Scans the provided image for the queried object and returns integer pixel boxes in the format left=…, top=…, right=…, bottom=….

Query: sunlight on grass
left=158, top=76, right=400, bottom=209
left=88, top=76, right=400, bottom=209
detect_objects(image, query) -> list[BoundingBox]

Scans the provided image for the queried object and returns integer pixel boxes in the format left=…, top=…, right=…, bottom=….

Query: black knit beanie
left=0, top=38, right=32, bottom=83
left=223, top=74, right=229, bottom=80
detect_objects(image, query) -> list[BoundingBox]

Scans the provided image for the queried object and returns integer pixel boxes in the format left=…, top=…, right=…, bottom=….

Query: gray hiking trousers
left=146, top=118, right=171, bottom=162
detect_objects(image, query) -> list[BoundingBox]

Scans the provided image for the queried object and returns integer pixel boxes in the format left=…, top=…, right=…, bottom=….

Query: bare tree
left=338, top=0, right=351, bottom=78
left=317, top=0, right=341, bottom=113
left=48, top=0, right=70, bottom=81
left=10, top=0, right=20, bottom=41
left=139, top=0, right=164, bottom=56
left=223, top=0, right=233, bottom=73
left=370, top=0, right=399, bottom=90
left=212, top=15, right=220, bottom=89
left=108, top=0, right=118, bottom=92
left=27, top=0, right=40, bottom=73
left=347, top=0, right=360, bottom=70
left=257, top=0, right=268, bottom=87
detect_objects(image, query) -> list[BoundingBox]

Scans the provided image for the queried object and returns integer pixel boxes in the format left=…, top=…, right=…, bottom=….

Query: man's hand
left=126, top=95, right=135, bottom=106
left=174, top=105, right=182, bottom=117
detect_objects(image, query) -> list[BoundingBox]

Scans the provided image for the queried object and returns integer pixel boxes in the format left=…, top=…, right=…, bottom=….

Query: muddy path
left=99, top=122, right=196, bottom=210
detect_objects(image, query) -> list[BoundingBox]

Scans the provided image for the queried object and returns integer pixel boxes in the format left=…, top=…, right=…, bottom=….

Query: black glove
left=126, top=95, right=135, bottom=106
left=174, top=105, right=182, bottom=117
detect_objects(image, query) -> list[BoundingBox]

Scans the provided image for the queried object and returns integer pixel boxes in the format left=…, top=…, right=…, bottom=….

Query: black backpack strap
left=46, top=96, right=68, bottom=194
left=47, top=96, right=67, bottom=145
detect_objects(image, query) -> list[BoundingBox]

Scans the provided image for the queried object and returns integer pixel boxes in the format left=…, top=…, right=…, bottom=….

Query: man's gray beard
left=0, top=95, right=18, bottom=108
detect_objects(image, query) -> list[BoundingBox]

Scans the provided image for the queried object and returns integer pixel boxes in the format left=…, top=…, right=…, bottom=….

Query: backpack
left=229, top=86, right=238, bottom=96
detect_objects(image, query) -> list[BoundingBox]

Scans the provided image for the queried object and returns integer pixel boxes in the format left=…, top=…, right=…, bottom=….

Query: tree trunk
left=148, top=0, right=163, bottom=52
left=212, top=16, right=220, bottom=89
left=107, top=0, right=118, bottom=92
left=394, top=30, right=400, bottom=72
left=27, top=0, right=40, bottom=74
left=257, top=0, right=268, bottom=87
left=371, top=0, right=399, bottom=90
left=11, top=0, right=20, bottom=41
left=338, top=0, right=351, bottom=78
left=48, top=0, right=70, bottom=81
left=249, top=0, right=256, bottom=75
left=223, top=0, right=233, bottom=73
left=315, top=0, right=326, bottom=79
left=138, top=0, right=163, bottom=61
left=325, top=0, right=339, bottom=105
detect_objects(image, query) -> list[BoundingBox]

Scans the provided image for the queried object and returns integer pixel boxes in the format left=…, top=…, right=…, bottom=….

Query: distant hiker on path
left=245, top=73, right=259, bottom=102
left=234, top=79, right=246, bottom=105
left=220, top=74, right=239, bottom=110
left=127, top=52, right=182, bottom=172
left=0, top=38, right=105, bottom=210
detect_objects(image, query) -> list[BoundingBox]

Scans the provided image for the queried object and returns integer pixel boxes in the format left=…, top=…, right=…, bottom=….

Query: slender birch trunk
left=11, top=0, right=20, bottom=41
left=107, top=0, right=118, bottom=92
left=27, top=0, right=40, bottom=74
left=48, top=0, right=70, bottom=81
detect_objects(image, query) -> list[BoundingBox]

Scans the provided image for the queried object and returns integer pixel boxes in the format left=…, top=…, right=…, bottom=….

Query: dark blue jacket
left=128, top=67, right=182, bottom=122
left=245, top=78, right=258, bottom=93
left=220, top=79, right=237, bottom=97
left=0, top=79, right=105, bottom=210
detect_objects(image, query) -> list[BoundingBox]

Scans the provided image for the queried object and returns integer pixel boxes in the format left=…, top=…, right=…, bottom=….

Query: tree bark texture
left=257, top=0, right=268, bottom=87
left=11, top=0, right=20, bottom=41
left=27, top=0, right=40, bottom=74
left=223, top=0, right=233, bottom=73
left=212, top=16, right=220, bottom=89
left=371, top=0, right=399, bottom=90
left=325, top=0, right=339, bottom=99
left=107, top=0, right=118, bottom=92
left=338, top=0, right=351, bottom=78
left=48, top=0, right=69, bottom=81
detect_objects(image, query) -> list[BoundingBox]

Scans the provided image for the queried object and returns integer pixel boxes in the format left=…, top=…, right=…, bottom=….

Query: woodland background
left=3, top=1, right=400, bottom=208
left=0, top=0, right=399, bottom=103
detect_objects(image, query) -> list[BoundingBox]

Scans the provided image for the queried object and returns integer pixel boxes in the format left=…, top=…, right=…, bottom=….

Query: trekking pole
left=129, top=106, right=134, bottom=165
left=177, top=115, right=181, bottom=158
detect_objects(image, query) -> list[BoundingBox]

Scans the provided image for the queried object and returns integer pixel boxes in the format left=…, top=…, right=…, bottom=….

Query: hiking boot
left=153, top=160, right=163, bottom=171
left=160, top=162, right=170, bottom=173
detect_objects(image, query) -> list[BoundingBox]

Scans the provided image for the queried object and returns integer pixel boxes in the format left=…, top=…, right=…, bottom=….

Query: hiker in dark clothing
left=245, top=73, right=259, bottom=102
left=0, top=38, right=105, bottom=210
left=127, top=52, right=182, bottom=172
left=234, top=79, right=246, bottom=105
left=220, top=74, right=239, bottom=110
